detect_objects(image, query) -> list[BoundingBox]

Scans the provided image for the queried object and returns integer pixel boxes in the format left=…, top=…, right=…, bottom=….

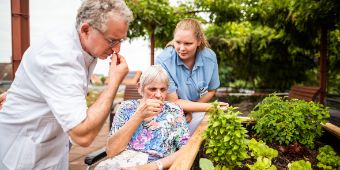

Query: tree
left=254, top=0, right=340, bottom=102
left=194, top=0, right=340, bottom=96
left=205, top=22, right=315, bottom=90
left=126, top=0, right=179, bottom=65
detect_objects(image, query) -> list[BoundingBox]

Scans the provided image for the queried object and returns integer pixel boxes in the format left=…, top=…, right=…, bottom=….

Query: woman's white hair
left=139, top=65, right=169, bottom=95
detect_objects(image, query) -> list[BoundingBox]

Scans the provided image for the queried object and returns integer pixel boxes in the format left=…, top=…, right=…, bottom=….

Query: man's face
left=80, top=15, right=128, bottom=59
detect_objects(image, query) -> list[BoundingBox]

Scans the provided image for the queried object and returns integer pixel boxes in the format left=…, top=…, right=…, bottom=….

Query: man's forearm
left=69, top=78, right=121, bottom=146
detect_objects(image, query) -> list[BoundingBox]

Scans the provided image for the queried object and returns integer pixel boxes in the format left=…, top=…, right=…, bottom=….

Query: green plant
left=248, top=138, right=278, bottom=160
left=317, top=145, right=340, bottom=169
left=203, top=102, right=248, bottom=168
left=250, top=94, right=329, bottom=148
left=247, top=157, right=277, bottom=170
left=288, top=160, right=312, bottom=170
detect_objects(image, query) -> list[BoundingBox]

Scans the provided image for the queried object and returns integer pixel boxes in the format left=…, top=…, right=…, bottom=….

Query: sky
left=0, top=0, right=175, bottom=76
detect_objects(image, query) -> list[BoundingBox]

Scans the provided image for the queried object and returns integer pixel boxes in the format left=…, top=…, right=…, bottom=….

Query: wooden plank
left=170, top=115, right=209, bottom=170
left=322, top=123, right=340, bottom=139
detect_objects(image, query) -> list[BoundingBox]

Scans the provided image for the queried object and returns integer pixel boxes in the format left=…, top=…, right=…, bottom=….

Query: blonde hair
left=166, top=18, right=210, bottom=50
left=139, top=65, right=169, bottom=95
left=76, top=0, right=133, bottom=32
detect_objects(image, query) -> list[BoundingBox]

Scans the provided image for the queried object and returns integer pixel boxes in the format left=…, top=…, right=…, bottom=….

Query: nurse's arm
left=197, top=90, right=216, bottom=103
left=166, top=92, right=211, bottom=112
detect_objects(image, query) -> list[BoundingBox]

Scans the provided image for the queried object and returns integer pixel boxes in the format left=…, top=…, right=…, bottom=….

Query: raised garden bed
left=170, top=95, right=340, bottom=170
left=170, top=117, right=340, bottom=170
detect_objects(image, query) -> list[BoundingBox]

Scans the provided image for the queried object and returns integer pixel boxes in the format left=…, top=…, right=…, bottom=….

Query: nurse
left=156, top=18, right=228, bottom=135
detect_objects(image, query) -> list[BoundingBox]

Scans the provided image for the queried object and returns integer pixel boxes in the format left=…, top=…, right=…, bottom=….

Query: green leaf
left=199, top=158, right=215, bottom=170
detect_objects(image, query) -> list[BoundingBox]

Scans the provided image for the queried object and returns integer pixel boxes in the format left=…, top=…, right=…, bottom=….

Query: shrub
left=249, top=94, right=329, bottom=148
left=203, top=102, right=248, bottom=169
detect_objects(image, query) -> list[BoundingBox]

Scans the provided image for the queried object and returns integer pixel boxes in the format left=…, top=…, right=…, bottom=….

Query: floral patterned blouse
left=110, top=100, right=190, bottom=162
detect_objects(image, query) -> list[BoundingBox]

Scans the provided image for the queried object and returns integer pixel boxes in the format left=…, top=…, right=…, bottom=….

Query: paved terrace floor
left=69, top=117, right=109, bottom=170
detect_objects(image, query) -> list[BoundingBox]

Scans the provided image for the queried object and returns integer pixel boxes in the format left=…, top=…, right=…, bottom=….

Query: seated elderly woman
left=97, top=65, right=190, bottom=170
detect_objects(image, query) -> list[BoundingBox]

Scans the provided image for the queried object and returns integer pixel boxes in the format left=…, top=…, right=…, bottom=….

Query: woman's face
left=141, top=79, right=168, bottom=101
left=173, top=29, right=201, bottom=61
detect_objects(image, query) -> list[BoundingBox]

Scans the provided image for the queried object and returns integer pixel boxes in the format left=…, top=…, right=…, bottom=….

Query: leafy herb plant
left=317, top=145, right=340, bottom=169
left=248, top=138, right=278, bottom=160
left=246, top=138, right=278, bottom=169
left=288, top=160, right=312, bottom=170
left=247, top=157, right=277, bottom=170
left=203, top=102, right=248, bottom=169
left=249, top=94, right=329, bottom=148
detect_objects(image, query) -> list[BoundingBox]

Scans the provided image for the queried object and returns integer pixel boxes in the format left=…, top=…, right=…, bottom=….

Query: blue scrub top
left=156, top=46, right=220, bottom=101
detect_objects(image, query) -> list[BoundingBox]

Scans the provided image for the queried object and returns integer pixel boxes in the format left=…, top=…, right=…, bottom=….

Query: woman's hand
left=185, top=111, right=192, bottom=123
left=0, top=91, right=7, bottom=110
left=218, top=102, right=229, bottom=111
left=136, top=99, right=164, bottom=120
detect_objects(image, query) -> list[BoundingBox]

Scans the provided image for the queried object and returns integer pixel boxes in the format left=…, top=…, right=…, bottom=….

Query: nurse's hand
left=108, top=53, right=129, bottom=85
left=0, top=91, right=7, bottom=110
left=218, top=102, right=229, bottom=111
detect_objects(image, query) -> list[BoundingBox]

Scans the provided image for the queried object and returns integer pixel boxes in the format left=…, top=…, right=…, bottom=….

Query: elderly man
left=0, top=0, right=133, bottom=169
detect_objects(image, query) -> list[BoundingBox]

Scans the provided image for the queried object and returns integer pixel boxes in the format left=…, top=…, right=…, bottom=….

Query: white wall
left=0, top=0, right=155, bottom=74
left=0, top=0, right=12, bottom=63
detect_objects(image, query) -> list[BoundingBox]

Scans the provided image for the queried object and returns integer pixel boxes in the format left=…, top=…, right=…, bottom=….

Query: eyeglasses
left=103, top=36, right=125, bottom=48
left=92, top=26, right=125, bottom=48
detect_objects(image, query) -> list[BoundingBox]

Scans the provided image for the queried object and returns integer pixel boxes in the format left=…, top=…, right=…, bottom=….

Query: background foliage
left=126, top=0, right=340, bottom=94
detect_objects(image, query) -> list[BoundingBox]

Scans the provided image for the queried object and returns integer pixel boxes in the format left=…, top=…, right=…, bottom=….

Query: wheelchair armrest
left=84, top=147, right=107, bottom=166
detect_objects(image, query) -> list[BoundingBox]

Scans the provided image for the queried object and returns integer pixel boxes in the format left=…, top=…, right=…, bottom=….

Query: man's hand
left=108, top=53, right=129, bottom=85
left=0, top=91, right=7, bottom=110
